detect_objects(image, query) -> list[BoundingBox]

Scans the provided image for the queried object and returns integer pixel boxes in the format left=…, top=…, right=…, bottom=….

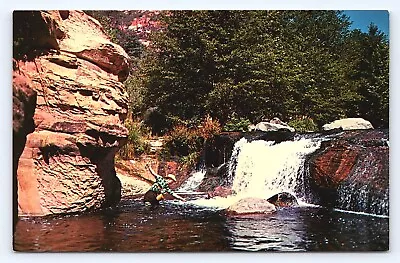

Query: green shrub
left=163, top=125, right=200, bottom=157
left=198, top=115, right=222, bottom=139
left=223, top=117, right=251, bottom=132
left=118, top=119, right=151, bottom=159
left=162, top=116, right=221, bottom=166
left=179, top=152, right=201, bottom=168
left=288, top=117, right=319, bottom=133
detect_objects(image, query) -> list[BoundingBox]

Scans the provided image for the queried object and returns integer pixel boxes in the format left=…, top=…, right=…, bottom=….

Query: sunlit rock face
left=13, top=11, right=130, bottom=216
left=13, top=72, right=37, bottom=179
left=13, top=70, right=37, bottom=227
left=322, top=118, right=374, bottom=131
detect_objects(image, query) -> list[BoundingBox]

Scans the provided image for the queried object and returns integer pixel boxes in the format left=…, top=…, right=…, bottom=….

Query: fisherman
left=143, top=163, right=186, bottom=206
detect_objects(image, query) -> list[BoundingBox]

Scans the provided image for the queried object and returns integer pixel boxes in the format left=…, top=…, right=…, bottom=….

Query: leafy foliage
left=162, top=116, right=221, bottom=164
left=89, top=10, right=388, bottom=131
left=342, top=25, right=389, bottom=128
left=118, top=119, right=151, bottom=159
left=288, top=117, right=319, bottom=133
left=223, top=117, right=252, bottom=132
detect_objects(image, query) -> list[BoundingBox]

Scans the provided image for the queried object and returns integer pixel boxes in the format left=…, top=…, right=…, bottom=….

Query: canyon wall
left=13, top=11, right=130, bottom=216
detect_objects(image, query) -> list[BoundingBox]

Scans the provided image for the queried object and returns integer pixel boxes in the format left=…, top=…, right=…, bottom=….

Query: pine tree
left=343, top=24, right=389, bottom=128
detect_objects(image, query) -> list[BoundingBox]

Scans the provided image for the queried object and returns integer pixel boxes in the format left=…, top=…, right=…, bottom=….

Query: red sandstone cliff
left=308, top=130, right=389, bottom=215
left=13, top=10, right=130, bottom=216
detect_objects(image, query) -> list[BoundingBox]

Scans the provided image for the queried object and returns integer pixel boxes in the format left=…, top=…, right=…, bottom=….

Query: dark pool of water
left=13, top=198, right=389, bottom=252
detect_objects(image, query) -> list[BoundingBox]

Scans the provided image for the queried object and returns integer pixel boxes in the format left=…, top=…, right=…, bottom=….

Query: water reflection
left=226, top=210, right=306, bottom=251
left=301, top=208, right=389, bottom=251
left=14, top=201, right=231, bottom=252
left=99, top=209, right=230, bottom=251
left=14, top=215, right=106, bottom=251
left=224, top=207, right=388, bottom=252
left=14, top=200, right=388, bottom=252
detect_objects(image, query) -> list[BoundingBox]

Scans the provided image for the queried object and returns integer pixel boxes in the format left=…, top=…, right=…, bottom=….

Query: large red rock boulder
left=13, top=11, right=130, bottom=216
left=308, top=130, right=389, bottom=215
left=310, top=141, right=358, bottom=190
left=57, top=11, right=130, bottom=81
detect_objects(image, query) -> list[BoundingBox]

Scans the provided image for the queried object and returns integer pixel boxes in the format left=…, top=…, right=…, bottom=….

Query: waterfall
left=188, top=130, right=388, bottom=216
left=230, top=137, right=321, bottom=201
left=226, top=138, right=252, bottom=184
left=191, top=136, right=322, bottom=208
left=178, top=169, right=206, bottom=192
left=336, top=150, right=389, bottom=216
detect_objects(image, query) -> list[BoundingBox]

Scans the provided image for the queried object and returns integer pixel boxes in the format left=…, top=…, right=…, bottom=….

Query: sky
left=343, top=10, right=389, bottom=36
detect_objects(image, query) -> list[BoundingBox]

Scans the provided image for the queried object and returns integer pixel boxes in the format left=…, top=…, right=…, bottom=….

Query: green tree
left=344, top=25, right=389, bottom=128
left=131, top=10, right=388, bottom=131
left=275, top=11, right=355, bottom=125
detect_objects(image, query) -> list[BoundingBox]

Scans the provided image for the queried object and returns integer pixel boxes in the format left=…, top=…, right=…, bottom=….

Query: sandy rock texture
left=13, top=11, right=130, bottom=216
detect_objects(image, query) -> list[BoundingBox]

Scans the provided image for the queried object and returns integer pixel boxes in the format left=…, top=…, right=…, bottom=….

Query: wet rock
left=197, top=164, right=229, bottom=192
left=267, top=192, right=298, bottom=208
left=226, top=197, right=276, bottom=215
left=207, top=186, right=233, bottom=199
left=309, top=141, right=358, bottom=190
left=308, top=130, right=389, bottom=216
left=203, top=132, right=243, bottom=168
left=197, top=176, right=222, bottom=193
left=14, top=11, right=129, bottom=216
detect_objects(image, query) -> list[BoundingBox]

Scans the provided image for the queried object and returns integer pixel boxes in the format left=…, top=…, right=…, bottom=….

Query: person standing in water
left=143, top=163, right=186, bottom=206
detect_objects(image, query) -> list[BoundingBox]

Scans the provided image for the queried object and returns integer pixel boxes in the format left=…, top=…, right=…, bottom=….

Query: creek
left=13, top=199, right=389, bottom=252
left=14, top=132, right=389, bottom=251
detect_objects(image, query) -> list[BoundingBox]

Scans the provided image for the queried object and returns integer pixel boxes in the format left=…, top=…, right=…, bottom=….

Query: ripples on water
left=14, top=198, right=389, bottom=252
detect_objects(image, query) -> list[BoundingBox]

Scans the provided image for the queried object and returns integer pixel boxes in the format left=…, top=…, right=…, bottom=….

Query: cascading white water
left=178, top=169, right=206, bottom=192
left=191, top=136, right=322, bottom=208
left=231, top=137, right=321, bottom=200
left=226, top=138, right=249, bottom=182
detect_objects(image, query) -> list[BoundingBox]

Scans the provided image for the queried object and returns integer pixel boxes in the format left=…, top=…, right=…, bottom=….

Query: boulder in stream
left=308, top=130, right=389, bottom=216
left=226, top=197, right=276, bottom=215
left=267, top=192, right=298, bottom=208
